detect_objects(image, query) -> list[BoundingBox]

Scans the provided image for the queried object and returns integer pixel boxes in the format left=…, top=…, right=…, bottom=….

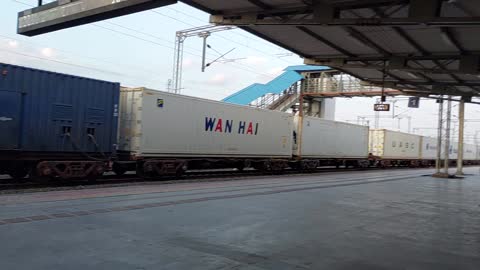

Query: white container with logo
left=118, top=87, right=293, bottom=158
left=369, top=129, right=422, bottom=159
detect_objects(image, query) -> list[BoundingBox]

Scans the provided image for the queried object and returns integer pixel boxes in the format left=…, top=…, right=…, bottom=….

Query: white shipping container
left=441, top=141, right=458, bottom=160
left=426, top=140, right=476, bottom=161
left=419, top=136, right=438, bottom=160
left=463, top=143, right=476, bottom=160
left=369, top=129, right=421, bottom=159
left=118, top=88, right=293, bottom=158
left=294, top=116, right=369, bottom=158
left=418, top=137, right=476, bottom=161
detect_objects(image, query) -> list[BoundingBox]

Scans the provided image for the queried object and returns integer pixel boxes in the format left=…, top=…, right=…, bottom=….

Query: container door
left=0, top=91, right=21, bottom=149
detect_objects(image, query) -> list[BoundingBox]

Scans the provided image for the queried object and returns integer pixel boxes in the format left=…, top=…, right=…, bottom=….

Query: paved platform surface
left=1, top=167, right=480, bottom=270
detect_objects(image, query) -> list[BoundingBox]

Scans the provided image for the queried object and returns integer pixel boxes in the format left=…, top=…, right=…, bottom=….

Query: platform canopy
left=182, top=0, right=480, bottom=99
left=17, top=0, right=177, bottom=36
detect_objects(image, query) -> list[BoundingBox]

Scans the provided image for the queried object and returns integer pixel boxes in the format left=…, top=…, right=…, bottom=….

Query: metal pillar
left=392, top=100, right=398, bottom=130
left=443, top=97, right=452, bottom=175
left=171, top=25, right=235, bottom=94
left=407, top=117, right=412, bottom=133
left=297, top=94, right=305, bottom=158
left=435, top=98, right=443, bottom=174
left=172, top=34, right=185, bottom=94
left=200, top=33, right=210, bottom=72
left=306, top=99, right=314, bottom=116
left=456, top=99, right=465, bottom=175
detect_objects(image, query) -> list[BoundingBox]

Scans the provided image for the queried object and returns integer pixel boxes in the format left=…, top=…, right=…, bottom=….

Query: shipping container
left=419, top=138, right=479, bottom=161
left=0, top=63, right=119, bottom=155
left=441, top=141, right=458, bottom=160
left=293, top=116, right=369, bottom=159
left=463, top=143, right=477, bottom=160
left=0, top=63, right=120, bottom=178
left=419, top=136, right=438, bottom=160
left=418, top=137, right=477, bottom=161
left=422, top=139, right=475, bottom=161
left=118, top=87, right=293, bottom=158
left=369, top=129, right=421, bottom=159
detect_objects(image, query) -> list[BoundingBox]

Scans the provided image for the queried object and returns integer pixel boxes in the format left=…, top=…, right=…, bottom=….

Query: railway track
left=0, top=166, right=431, bottom=194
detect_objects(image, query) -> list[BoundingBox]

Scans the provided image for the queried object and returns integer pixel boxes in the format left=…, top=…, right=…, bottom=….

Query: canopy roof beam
left=304, top=61, right=477, bottom=76
left=211, top=15, right=480, bottom=27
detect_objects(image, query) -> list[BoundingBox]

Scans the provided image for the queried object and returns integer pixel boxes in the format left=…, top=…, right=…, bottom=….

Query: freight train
left=0, top=63, right=478, bottom=180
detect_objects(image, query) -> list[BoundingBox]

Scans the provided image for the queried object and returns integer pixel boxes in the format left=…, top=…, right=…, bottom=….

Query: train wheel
left=136, top=163, right=147, bottom=179
left=86, top=175, right=97, bottom=183
left=261, top=161, right=273, bottom=174
left=175, top=168, right=185, bottom=179
left=27, top=163, right=50, bottom=183
left=8, top=163, right=29, bottom=180
left=112, top=163, right=127, bottom=176
left=86, top=164, right=105, bottom=182
left=236, top=163, right=245, bottom=172
left=8, top=168, right=28, bottom=180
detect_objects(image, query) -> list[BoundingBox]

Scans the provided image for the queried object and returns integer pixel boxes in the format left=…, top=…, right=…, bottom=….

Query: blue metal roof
left=221, top=83, right=265, bottom=105
left=284, top=65, right=331, bottom=72
left=223, top=65, right=330, bottom=105
left=223, top=71, right=303, bottom=105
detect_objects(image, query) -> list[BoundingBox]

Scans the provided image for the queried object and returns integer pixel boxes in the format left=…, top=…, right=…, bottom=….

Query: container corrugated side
left=118, top=88, right=143, bottom=154
left=370, top=129, right=421, bottom=159
left=0, top=63, right=120, bottom=153
left=294, top=116, right=368, bottom=158
left=369, top=130, right=385, bottom=157
left=118, top=87, right=293, bottom=158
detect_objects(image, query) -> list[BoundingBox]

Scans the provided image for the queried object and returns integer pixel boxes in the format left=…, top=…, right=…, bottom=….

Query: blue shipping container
left=0, top=63, right=120, bottom=155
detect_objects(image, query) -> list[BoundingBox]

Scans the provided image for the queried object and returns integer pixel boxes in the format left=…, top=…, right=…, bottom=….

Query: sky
left=1, top=0, right=480, bottom=143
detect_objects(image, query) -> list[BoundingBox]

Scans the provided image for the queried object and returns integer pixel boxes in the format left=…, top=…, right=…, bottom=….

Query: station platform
left=1, top=167, right=480, bottom=269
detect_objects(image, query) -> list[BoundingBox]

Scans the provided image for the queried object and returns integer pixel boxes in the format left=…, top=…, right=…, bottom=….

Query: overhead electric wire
left=15, top=0, right=296, bottom=64
left=149, top=9, right=297, bottom=65
left=0, top=34, right=165, bottom=77
left=0, top=48, right=123, bottom=76
left=10, top=0, right=297, bottom=84
left=165, top=6, right=294, bottom=51
left=101, top=21, right=200, bottom=53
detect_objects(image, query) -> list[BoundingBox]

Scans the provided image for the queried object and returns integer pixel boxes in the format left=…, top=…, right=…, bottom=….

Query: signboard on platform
left=408, top=97, right=420, bottom=108
left=18, top=0, right=176, bottom=36
left=374, top=103, right=390, bottom=111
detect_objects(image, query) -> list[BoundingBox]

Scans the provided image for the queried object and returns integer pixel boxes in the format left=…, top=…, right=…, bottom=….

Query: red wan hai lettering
left=205, top=117, right=259, bottom=135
